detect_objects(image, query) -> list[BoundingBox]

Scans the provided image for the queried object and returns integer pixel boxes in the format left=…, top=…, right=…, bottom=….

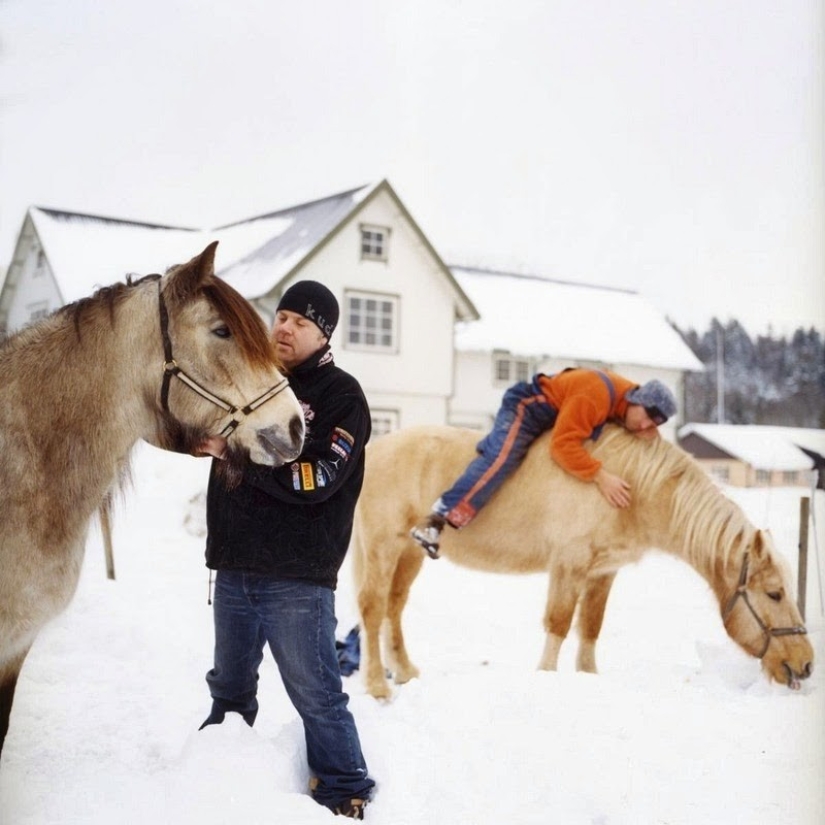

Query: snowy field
left=1, top=443, right=823, bottom=824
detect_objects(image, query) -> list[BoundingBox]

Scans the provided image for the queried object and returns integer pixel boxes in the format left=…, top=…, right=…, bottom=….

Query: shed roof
left=452, top=267, right=703, bottom=371
left=678, top=423, right=825, bottom=471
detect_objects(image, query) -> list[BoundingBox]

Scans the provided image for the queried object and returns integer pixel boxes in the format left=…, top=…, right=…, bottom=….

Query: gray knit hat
left=625, top=380, right=677, bottom=424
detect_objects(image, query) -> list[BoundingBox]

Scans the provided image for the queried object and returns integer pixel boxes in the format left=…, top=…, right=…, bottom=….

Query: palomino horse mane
left=593, top=426, right=756, bottom=573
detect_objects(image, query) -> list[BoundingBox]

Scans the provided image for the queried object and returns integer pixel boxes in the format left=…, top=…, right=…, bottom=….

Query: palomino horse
left=0, top=242, right=305, bottom=759
left=353, top=425, right=813, bottom=698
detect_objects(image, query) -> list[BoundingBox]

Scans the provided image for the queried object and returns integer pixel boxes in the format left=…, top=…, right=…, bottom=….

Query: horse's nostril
left=290, top=413, right=305, bottom=447
left=804, top=661, right=813, bottom=678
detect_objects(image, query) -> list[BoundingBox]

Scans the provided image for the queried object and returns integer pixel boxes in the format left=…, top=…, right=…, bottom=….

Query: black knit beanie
left=277, top=280, right=339, bottom=339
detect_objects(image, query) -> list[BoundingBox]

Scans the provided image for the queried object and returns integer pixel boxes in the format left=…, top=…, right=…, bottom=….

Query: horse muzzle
left=257, top=414, right=305, bottom=464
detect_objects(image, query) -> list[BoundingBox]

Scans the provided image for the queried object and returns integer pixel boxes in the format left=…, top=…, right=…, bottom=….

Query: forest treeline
left=675, top=320, right=824, bottom=428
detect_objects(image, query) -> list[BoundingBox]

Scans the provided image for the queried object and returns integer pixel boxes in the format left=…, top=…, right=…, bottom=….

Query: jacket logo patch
left=332, top=427, right=354, bottom=461
left=292, top=462, right=316, bottom=491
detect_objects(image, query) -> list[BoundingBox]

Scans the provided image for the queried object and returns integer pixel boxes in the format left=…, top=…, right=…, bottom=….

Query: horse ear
left=163, top=241, right=219, bottom=303
left=752, top=530, right=769, bottom=560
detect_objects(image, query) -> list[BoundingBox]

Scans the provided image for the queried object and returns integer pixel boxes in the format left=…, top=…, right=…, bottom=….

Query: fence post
left=798, top=497, right=809, bottom=621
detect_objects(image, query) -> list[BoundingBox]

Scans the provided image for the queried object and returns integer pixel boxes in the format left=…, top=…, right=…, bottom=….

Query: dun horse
left=0, top=242, right=305, bottom=759
left=353, top=425, right=813, bottom=698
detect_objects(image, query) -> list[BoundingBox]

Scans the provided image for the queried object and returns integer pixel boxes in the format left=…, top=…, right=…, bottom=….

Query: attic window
left=360, top=224, right=389, bottom=261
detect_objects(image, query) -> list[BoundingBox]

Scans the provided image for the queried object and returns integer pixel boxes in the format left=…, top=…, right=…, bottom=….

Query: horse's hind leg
left=537, top=567, right=584, bottom=671
left=0, top=649, right=30, bottom=762
left=576, top=573, right=617, bottom=673
left=383, top=548, right=423, bottom=684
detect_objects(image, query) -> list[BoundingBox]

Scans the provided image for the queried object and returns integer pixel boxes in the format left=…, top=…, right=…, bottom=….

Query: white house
left=0, top=180, right=702, bottom=438
left=449, top=267, right=703, bottom=441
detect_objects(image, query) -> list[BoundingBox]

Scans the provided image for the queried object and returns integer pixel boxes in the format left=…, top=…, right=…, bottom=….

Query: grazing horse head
left=144, top=241, right=305, bottom=469
left=720, top=530, right=812, bottom=689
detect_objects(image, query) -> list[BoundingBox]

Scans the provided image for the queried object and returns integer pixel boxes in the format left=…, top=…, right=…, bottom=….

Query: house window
left=360, top=224, right=389, bottom=261
left=33, top=249, right=47, bottom=277
left=710, top=465, right=729, bottom=483
left=346, top=291, right=398, bottom=352
left=755, top=470, right=771, bottom=485
left=27, top=301, right=49, bottom=322
left=370, top=409, right=399, bottom=438
left=493, top=353, right=531, bottom=385
left=782, top=471, right=798, bottom=485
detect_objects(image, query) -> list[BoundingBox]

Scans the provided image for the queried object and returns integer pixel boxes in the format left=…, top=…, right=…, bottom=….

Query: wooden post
left=798, top=497, right=809, bottom=621
left=100, top=503, right=116, bottom=581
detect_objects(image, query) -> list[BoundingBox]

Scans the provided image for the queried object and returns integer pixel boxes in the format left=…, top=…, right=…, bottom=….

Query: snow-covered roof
left=31, top=209, right=203, bottom=304
left=679, top=423, right=825, bottom=471
left=452, top=267, right=703, bottom=371
left=216, top=184, right=375, bottom=297
left=26, top=184, right=377, bottom=305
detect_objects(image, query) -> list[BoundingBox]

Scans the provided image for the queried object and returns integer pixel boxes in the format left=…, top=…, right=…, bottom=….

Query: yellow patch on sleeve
left=300, top=462, right=315, bottom=491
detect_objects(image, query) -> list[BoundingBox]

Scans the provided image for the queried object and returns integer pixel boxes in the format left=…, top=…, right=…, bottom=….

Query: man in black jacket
left=199, top=281, right=375, bottom=820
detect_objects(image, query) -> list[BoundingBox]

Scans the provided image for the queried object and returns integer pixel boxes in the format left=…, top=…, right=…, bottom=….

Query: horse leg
left=356, top=545, right=397, bottom=700
left=537, top=568, right=583, bottom=671
left=0, top=648, right=30, bottom=762
left=575, top=572, right=617, bottom=673
left=383, top=548, right=423, bottom=684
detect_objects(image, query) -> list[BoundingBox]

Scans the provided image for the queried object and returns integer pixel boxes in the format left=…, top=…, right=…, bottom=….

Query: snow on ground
left=1, top=444, right=823, bottom=824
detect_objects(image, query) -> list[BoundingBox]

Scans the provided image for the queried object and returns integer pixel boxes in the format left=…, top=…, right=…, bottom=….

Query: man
left=411, top=368, right=677, bottom=558
left=199, top=280, right=375, bottom=819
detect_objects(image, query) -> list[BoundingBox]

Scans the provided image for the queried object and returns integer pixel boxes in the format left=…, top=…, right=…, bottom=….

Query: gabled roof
left=27, top=208, right=202, bottom=303
left=678, top=423, right=825, bottom=471
left=7, top=180, right=478, bottom=323
left=216, top=181, right=478, bottom=321
left=214, top=184, right=376, bottom=296
left=451, top=266, right=702, bottom=371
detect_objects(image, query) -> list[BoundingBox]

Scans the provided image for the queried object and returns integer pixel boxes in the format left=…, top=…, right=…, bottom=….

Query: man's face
left=624, top=404, right=662, bottom=440
left=272, top=309, right=327, bottom=369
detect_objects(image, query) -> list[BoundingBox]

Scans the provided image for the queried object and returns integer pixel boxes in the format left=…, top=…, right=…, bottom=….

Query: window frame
left=359, top=223, right=390, bottom=262
left=344, top=290, right=399, bottom=354
left=492, top=352, right=531, bottom=386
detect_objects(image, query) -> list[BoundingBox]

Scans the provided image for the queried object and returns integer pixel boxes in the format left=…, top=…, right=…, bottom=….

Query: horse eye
left=767, top=591, right=782, bottom=602
left=212, top=326, right=231, bottom=339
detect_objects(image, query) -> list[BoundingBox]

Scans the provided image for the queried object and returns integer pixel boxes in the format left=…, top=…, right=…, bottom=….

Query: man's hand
left=594, top=468, right=632, bottom=508
left=195, top=436, right=228, bottom=460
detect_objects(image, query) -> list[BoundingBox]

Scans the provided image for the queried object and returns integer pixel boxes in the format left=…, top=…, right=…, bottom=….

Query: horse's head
left=722, top=530, right=813, bottom=689
left=148, top=242, right=305, bottom=469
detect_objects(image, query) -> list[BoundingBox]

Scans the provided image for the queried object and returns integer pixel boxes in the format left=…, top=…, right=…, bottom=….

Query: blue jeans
left=436, top=379, right=557, bottom=526
left=202, top=570, right=374, bottom=809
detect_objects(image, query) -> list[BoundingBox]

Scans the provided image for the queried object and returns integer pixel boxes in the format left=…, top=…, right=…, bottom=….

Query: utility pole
left=716, top=326, right=725, bottom=424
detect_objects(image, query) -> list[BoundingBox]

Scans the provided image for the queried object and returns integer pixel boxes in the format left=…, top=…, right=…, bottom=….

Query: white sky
left=1, top=0, right=822, bottom=336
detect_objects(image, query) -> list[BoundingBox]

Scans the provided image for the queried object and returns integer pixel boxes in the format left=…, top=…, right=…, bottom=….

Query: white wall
left=288, top=189, right=458, bottom=430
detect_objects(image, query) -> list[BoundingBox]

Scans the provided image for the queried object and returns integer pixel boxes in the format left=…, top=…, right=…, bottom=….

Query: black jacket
left=205, top=346, right=371, bottom=589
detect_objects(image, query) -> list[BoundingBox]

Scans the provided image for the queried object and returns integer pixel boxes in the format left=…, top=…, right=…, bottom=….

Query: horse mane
left=198, top=276, right=282, bottom=371
left=42, top=269, right=282, bottom=373
left=593, top=425, right=755, bottom=571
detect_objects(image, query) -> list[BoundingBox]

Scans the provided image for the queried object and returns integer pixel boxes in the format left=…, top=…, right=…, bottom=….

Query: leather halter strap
left=157, top=280, right=289, bottom=437
left=721, top=552, right=808, bottom=659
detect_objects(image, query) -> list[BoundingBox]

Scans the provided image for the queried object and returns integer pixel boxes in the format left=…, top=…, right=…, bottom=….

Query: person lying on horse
left=410, top=368, right=677, bottom=558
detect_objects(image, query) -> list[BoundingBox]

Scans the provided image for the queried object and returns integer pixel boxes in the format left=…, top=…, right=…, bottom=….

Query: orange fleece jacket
left=537, top=370, right=636, bottom=481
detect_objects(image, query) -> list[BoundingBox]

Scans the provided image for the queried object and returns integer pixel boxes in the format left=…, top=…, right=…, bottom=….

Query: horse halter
left=721, top=552, right=807, bottom=659
left=157, top=280, right=290, bottom=438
